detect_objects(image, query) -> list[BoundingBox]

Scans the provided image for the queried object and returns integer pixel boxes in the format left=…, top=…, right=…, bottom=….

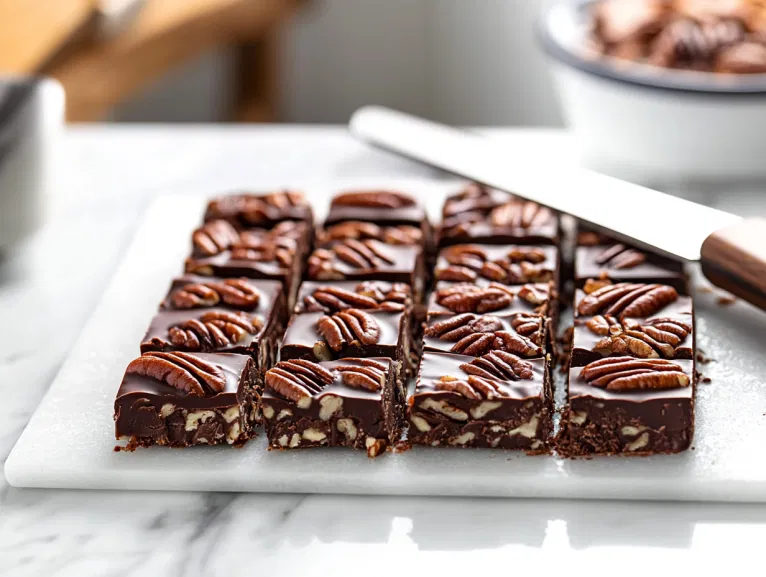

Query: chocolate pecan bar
left=439, top=183, right=559, bottom=247
left=559, top=357, right=695, bottom=456
left=409, top=351, right=552, bottom=451
left=261, top=357, right=403, bottom=457
left=141, top=278, right=285, bottom=383
left=114, top=351, right=257, bottom=449
left=306, top=240, right=425, bottom=301
left=204, top=190, right=313, bottom=227
left=434, top=244, right=558, bottom=286
left=184, top=219, right=308, bottom=306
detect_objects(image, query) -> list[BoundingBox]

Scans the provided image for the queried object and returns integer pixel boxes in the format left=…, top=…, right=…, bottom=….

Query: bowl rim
left=538, top=0, right=766, bottom=97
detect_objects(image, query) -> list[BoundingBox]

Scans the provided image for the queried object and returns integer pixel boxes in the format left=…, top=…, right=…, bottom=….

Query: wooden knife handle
left=700, top=218, right=766, bottom=311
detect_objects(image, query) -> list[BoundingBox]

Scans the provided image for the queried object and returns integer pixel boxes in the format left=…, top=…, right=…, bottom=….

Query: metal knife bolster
left=349, top=106, right=740, bottom=262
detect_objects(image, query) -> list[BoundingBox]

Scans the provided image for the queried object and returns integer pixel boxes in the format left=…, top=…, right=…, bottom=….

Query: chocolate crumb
left=717, top=294, right=737, bottom=307
left=696, top=353, right=712, bottom=365
left=392, top=440, right=411, bottom=453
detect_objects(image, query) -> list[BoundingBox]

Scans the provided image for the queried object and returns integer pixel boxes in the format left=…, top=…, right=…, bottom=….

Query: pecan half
left=332, top=190, right=415, bottom=208
left=307, top=240, right=396, bottom=279
left=316, top=309, right=381, bottom=352
left=434, top=283, right=514, bottom=314
left=126, top=351, right=226, bottom=396
left=171, top=279, right=261, bottom=310
left=489, top=199, right=554, bottom=229
left=265, top=359, right=335, bottom=408
left=433, top=375, right=506, bottom=400
left=577, top=282, right=678, bottom=319
left=586, top=314, right=691, bottom=359
left=580, top=357, right=690, bottom=391
left=336, top=359, right=387, bottom=391
left=460, top=350, right=534, bottom=381
left=317, top=221, right=421, bottom=246
left=168, top=311, right=262, bottom=350
left=593, top=244, right=647, bottom=269
left=192, top=220, right=240, bottom=256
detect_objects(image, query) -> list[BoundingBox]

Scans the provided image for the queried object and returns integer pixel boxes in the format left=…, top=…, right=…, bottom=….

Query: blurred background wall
left=112, top=0, right=564, bottom=126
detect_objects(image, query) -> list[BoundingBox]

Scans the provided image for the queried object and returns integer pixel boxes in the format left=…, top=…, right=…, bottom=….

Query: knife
left=349, top=106, right=766, bottom=312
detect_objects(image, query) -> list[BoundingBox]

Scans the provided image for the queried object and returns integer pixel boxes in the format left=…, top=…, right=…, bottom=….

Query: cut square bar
left=409, top=351, right=552, bottom=451
left=114, top=352, right=257, bottom=448
left=261, top=357, right=403, bottom=457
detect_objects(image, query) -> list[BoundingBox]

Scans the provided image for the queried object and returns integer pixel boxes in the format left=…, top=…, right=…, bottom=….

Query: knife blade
left=349, top=106, right=766, bottom=311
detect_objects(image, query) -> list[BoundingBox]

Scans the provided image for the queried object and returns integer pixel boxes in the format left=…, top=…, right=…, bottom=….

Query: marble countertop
left=1, top=125, right=766, bottom=576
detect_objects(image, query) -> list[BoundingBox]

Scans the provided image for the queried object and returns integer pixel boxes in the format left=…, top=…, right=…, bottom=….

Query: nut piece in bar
left=439, top=183, right=559, bottom=247
left=409, top=352, right=552, bottom=451
left=434, top=244, right=558, bottom=286
left=316, top=221, right=423, bottom=247
left=423, top=312, right=545, bottom=358
left=261, top=357, right=403, bottom=457
left=325, top=189, right=427, bottom=227
left=575, top=280, right=691, bottom=320
left=114, top=352, right=257, bottom=449
left=559, top=357, right=694, bottom=456
left=575, top=240, right=687, bottom=292
left=306, top=240, right=425, bottom=301
left=204, top=190, right=313, bottom=227
left=295, top=280, right=412, bottom=314
left=184, top=220, right=309, bottom=306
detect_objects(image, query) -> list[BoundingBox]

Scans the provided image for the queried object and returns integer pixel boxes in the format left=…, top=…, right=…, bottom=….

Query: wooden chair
left=0, top=0, right=307, bottom=122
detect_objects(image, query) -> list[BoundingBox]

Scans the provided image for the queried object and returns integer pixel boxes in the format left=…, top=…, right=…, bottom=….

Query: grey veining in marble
left=2, top=126, right=766, bottom=576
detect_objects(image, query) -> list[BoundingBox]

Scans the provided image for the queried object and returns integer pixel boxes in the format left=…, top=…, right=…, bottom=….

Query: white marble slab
left=6, top=181, right=766, bottom=502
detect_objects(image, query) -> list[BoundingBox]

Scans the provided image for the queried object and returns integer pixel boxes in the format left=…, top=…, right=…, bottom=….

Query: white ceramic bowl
left=0, top=77, right=64, bottom=250
left=540, top=1, right=766, bottom=182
